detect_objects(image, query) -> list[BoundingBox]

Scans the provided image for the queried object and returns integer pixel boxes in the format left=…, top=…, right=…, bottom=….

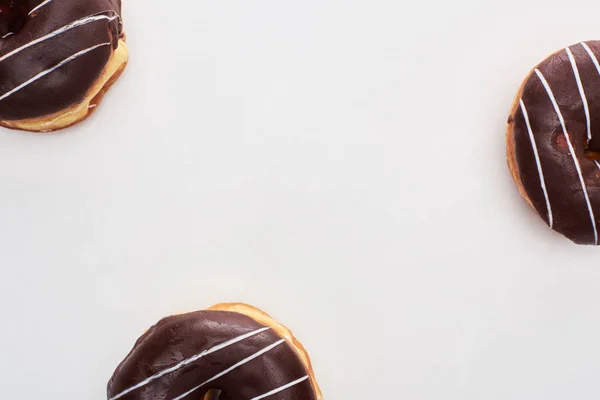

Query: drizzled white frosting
left=28, top=0, right=52, bottom=16
left=533, top=67, right=599, bottom=244
left=250, top=376, right=310, bottom=400
left=110, top=325, right=309, bottom=400
left=171, top=339, right=286, bottom=400
left=0, top=9, right=122, bottom=105
left=519, top=99, right=553, bottom=228
left=0, top=42, right=111, bottom=102
left=581, top=42, right=600, bottom=76
left=566, top=47, right=592, bottom=141
left=108, top=327, right=271, bottom=400
left=0, top=12, right=119, bottom=63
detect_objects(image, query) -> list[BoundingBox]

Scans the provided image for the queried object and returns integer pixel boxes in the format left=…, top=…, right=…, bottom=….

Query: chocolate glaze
left=107, top=311, right=317, bottom=400
left=0, top=0, right=123, bottom=120
left=509, top=41, right=600, bottom=245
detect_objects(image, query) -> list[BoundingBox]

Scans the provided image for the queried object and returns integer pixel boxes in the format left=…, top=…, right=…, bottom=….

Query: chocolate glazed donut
left=507, top=41, right=600, bottom=245
left=108, top=303, right=323, bottom=400
left=0, top=0, right=128, bottom=132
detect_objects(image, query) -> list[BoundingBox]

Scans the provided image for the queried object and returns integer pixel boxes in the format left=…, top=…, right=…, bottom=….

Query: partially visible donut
left=0, top=0, right=128, bottom=132
left=107, top=303, right=323, bottom=400
left=507, top=41, right=600, bottom=245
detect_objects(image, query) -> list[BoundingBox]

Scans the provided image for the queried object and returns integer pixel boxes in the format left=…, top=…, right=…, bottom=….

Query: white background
left=1, top=0, right=600, bottom=399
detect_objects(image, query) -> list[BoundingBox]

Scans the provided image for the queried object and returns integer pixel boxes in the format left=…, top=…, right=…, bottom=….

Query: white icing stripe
left=0, top=13, right=118, bottom=63
left=581, top=42, right=600, bottom=77
left=250, top=376, right=309, bottom=400
left=535, top=69, right=599, bottom=244
left=2, top=32, right=14, bottom=39
left=172, top=339, right=286, bottom=400
left=0, top=42, right=110, bottom=102
left=520, top=99, right=553, bottom=228
left=108, top=327, right=271, bottom=400
left=581, top=43, right=600, bottom=174
left=566, top=47, right=592, bottom=140
left=28, top=0, right=52, bottom=15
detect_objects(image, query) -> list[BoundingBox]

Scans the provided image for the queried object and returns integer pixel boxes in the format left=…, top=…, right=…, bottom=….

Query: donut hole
left=0, top=0, right=29, bottom=38
left=203, top=390, right=222, bottom=400
left=584, top=149, right=600, bottom=160
left=585, top=136, right=600, bottom=160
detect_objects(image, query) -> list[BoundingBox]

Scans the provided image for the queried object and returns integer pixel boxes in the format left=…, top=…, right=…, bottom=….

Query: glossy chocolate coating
left=0, top=0, right=123, bottom=120
left=107, top=311, right=317, bottom=400
left=509, top=41, right=600, bottom=245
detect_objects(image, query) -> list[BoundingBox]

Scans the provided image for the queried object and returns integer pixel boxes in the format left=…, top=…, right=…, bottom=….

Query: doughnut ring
left=0, top=0, right=128, bottom=132
left=108, top=303, right=323, bottom=400
left=507, top=41, right=600, bottom=245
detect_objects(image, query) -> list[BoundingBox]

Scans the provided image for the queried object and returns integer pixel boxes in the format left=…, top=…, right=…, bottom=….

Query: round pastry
left=108, top=303, right=323, bottom=400
left=0, top=0, right=128, bottom=132
left=506, top=41, right=600, bottom=245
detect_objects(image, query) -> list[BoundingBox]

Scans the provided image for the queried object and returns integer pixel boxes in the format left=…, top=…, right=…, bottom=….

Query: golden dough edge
left=208, top=302, right=324, bottom=400
left=0, top=39, right=129, bottom=133
left=507, top=67, right=536, bottom=210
